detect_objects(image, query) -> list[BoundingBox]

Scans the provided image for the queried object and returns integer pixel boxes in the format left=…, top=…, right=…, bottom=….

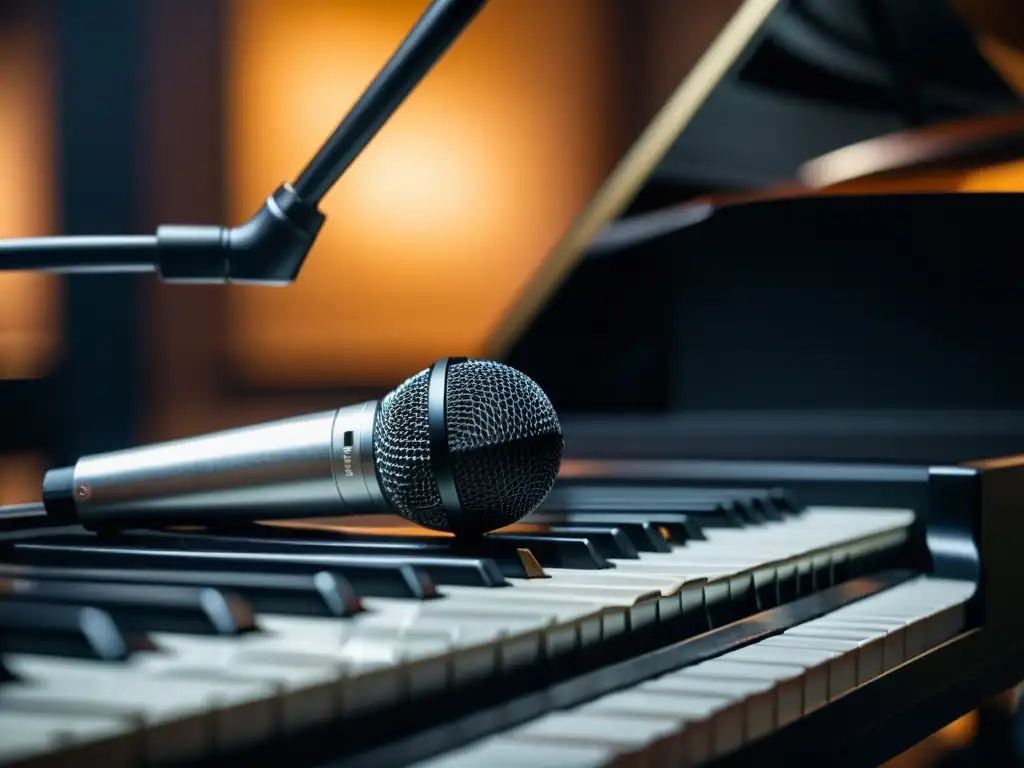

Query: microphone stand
left=0, top=0, right=486, bottom=284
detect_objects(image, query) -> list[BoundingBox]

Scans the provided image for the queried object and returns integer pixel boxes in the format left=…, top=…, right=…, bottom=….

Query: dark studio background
left=1, top=0, right=1023, bottom=762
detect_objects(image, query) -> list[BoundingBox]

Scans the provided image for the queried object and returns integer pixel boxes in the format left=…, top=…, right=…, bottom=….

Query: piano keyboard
left=412, top=576, right=973, bottom=767
left=0, top=476, right=979, bottom=767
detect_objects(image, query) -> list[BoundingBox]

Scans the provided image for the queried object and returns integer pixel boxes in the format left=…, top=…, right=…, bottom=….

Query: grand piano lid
left=483, top=0, right=1022, bottom=361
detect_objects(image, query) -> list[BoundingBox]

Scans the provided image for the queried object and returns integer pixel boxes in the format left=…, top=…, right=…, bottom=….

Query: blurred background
left=1, top=0, right=1024, bottom=762
left=0, top=0, right=768, bottom=500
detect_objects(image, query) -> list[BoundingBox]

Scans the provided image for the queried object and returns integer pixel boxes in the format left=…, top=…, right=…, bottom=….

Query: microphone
left=40, top=359, right=564, bottom=537
left=0, top=0, right=486, bottom=284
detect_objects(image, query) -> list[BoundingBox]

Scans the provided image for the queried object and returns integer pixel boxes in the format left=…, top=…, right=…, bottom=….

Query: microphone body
left=44, top=401, right=388, bottom=529
left=42, top=359, right=565, bottom=537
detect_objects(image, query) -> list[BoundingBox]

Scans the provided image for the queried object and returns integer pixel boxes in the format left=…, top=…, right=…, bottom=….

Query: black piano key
left=668, top=487, right=787, bottom=522
left=481, top=535, right=611, bottom=569
left=661, top=500, right=748, bottom=528
left=768, top=487, right=800, bottom=515
left=0, top=563, right=362, bottom=618
left=572, top=521, right=673, bottom=553
left=699, top=487, right=797, bottom=520
left=0, top=578, right=254, bottom=636
left=606, top=513, right=703, bottom=543
left=524, top=514, right=675, bottom=551
left=0, top=600, right=131, bottom=661
left=79, top=531, right=580, bottom=579
left=747, top=494, right=784, bottom=521
left=305, top=527, right=639, bottom=566
left=541, top=526, right=639, bottom=559
left=78, top=532, right=508, bottom=589
left=8, top=542, right=437, bottom=600
left=528, top=510, right=701, bottom=544
left=550, top=483, right=781, bottom=525
left=146, top=527, right=536, bottom=580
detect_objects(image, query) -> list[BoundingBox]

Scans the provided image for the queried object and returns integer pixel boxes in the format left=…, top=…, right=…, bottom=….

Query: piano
left=4, top=0, right=1024, bottom=765
left=0, top=455, right=1018, bottom=766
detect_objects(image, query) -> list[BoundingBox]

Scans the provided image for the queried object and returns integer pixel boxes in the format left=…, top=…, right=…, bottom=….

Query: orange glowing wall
left=0, top=9, right=58, bottom=381
left=225, top=0, right=618, bottom=386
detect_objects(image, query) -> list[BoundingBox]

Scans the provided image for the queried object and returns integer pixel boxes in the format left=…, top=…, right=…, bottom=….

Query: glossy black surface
left=0, top=579, right=254, bottom=636
left=0, top=600, right=132, bottom=661
left=0, top=562, right=362, bottom=617
left=199, top=524, right=538, bottom=579
left=5, top=542, right=438, bottom=599
left=529, top=508, right=703, bottom=543
left=541, top=525, right=639, bottom=559
left=545, top=519, right=673, bottom=552
left=71, top=531, right=508, bottom=588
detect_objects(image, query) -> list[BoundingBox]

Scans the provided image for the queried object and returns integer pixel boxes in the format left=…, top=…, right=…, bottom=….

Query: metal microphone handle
left=43, top=401, right=388, bottom=531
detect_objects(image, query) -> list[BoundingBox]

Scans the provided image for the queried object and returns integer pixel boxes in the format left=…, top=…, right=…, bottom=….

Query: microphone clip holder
left=0, top=0, right=486, bottom=285
left=157, top=183, right=324, bottom=284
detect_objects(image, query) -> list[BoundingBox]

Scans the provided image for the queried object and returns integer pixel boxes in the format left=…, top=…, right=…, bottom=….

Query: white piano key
left=347, top=614, right=549, bottom=682
left=0, top=709, right=136, bottom=767
left=719, top=645, right=837, bottom=712
left=331, top=636, right=452, bottom=710
left=612, top=513, right=905, bottom=590
left=609, top=565, right=754, bottom=626
left=913, top=601, right=969, bottom=654
left=578, top=687, right=739, bottom=761
left=694, top=509, right=911, bottom=549
left=784, top=625, right=887, bottom=683
left=144, top=625, right=450, bottom=718
left=595, top=508, right=912, bottom=614
left=465, top=585, right=639, bottom=638
left=758, top=635, right=857, bottom=696
left=250, top=608, right=547, bottom=689
left=432, top=589, right=605, bottom=654
left=411, top=738, right=620, bottom=768
left=676, top=574, right=976, bottom=742
left=1, top=655, right=276, bottom=764
left=504, top=580, right=662, bottom=633
left=803, top=616, right=908, bottom=670
left=145, top=633, right=343, bottom=731
left=834, top=576, right=969, bottom=616
left=684, top=659, right=805, bottom=727
left=646, top=672, right=776, bottom=740
left=829, top=577, right=972, bottom=658
left=505, top=710, right=680, bottom=766
left=539, top=567, right=691, bottom=596
left=531, top=568, right=702, bottom=623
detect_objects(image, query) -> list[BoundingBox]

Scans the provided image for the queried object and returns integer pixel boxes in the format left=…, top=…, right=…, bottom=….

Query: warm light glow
left=956, top=158, right=1024, bottom=189
left=225, top=0, right=617, bottom=385
left=935, top=711, right=980, bottom=747
left=822, top=160, right=1024, bottom=194
left=0, top=453, right=45, bottom=505
left=0, top=11, right=58, bottom=380
left=883, top=711, right=979, bottom=767
left=951, top=0, right=1024, bottom=95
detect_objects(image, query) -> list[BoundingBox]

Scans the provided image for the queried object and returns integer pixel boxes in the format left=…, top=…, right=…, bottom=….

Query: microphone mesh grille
left=372, top=368, right=448, bottom=531
left=372, top=360, right=562, bottom=534
left=444, top=360, right=562, bottom=533
left=445, top=360, right=560, bottom=453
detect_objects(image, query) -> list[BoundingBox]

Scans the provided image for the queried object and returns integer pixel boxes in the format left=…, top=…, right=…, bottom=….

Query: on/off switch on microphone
left=41, top=358, right=564, bottom=537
